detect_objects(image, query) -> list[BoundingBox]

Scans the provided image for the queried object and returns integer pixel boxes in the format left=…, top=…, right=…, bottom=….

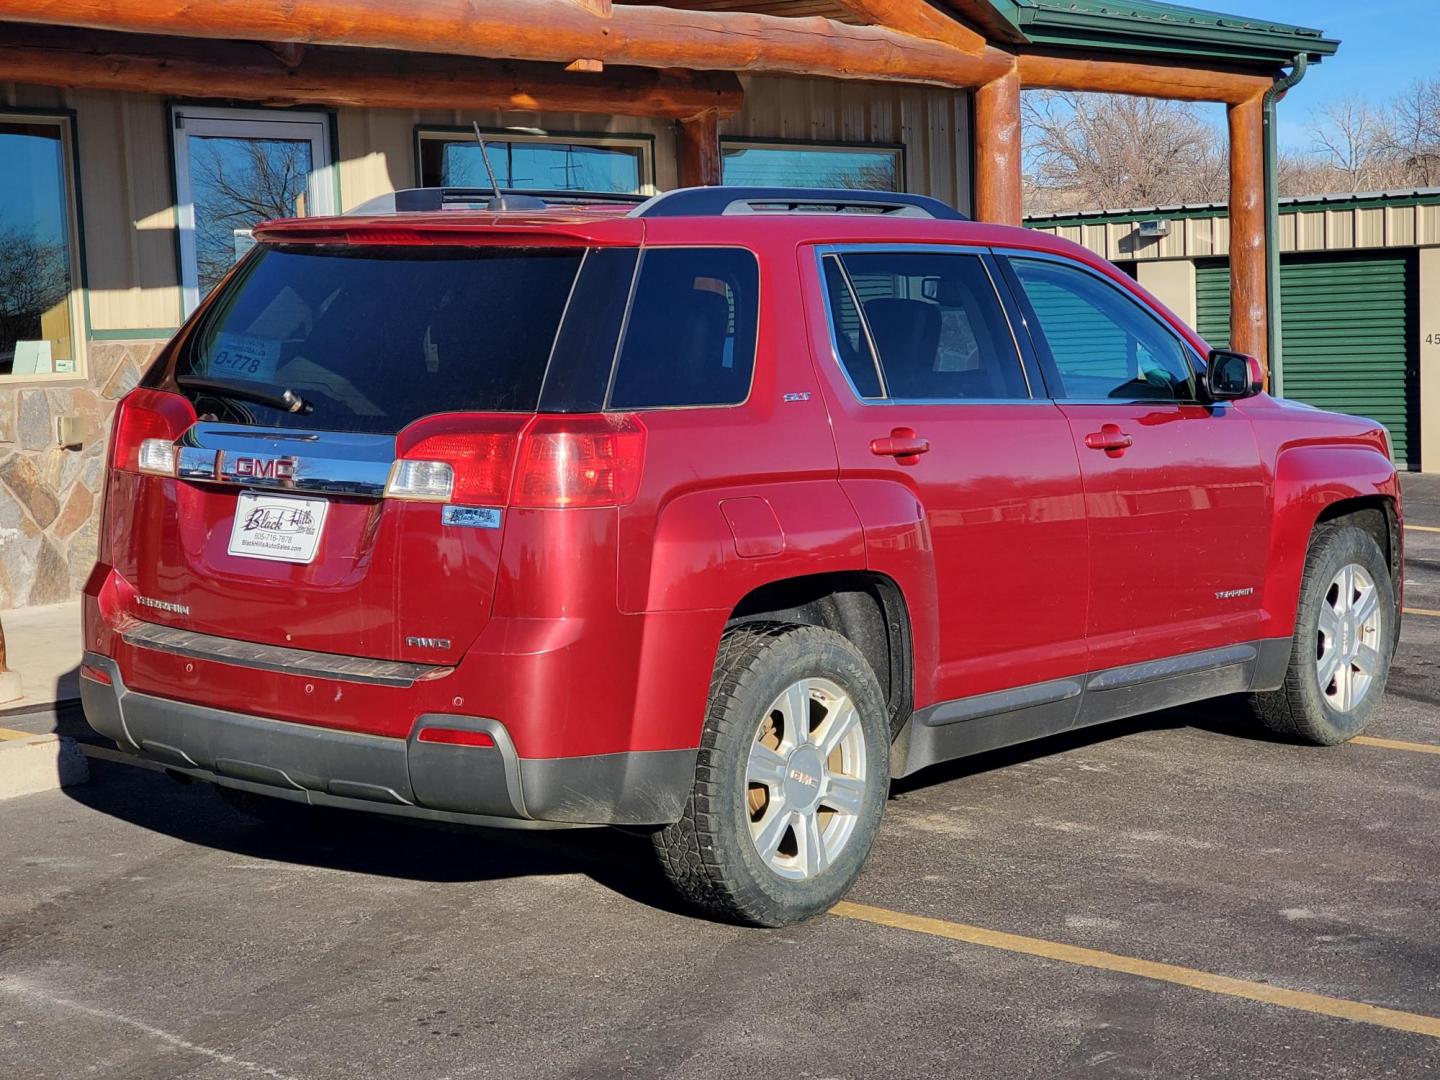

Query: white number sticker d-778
left=208, top=332, right=280, bottom=382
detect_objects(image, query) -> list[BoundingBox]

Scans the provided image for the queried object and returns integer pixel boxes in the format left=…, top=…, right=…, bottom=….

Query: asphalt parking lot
left=3, top=477, right=1439, bottom=1079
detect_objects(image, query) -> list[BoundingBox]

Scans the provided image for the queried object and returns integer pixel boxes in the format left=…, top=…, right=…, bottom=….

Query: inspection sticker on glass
left=228, top=492, right=329, bottom=564
left=208, top=331, right=280, bottom=382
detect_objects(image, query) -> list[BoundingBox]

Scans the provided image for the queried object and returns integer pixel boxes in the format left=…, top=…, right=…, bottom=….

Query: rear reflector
left=416, top=726, right=496, bottom=748
left=79, top=663, right=113, bottom=685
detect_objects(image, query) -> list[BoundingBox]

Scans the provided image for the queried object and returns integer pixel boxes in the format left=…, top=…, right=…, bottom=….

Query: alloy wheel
left=745, top=677, right=868, bottom=881
left=1316, top=562, right=1383, bottom=713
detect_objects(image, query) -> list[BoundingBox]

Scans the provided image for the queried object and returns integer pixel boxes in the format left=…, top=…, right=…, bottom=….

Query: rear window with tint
left=169, top=245, right=584, bottom=433
left=607, top=247, right=759, bottom=409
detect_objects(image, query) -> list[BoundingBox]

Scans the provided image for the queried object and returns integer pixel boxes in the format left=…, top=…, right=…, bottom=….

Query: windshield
left=163, top=244, right=585, bottom=434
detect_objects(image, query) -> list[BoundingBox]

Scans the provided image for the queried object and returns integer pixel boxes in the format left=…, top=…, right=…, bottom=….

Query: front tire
left=1250, top=522, right=1396, bottom=745
left=654, top=623, right=890, bottom=927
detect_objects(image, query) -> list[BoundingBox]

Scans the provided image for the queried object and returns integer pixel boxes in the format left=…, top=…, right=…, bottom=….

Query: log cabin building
left=0, top=0, right=1337, bottom=609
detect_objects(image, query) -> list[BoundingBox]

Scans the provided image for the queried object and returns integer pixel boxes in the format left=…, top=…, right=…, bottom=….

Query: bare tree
left=1386, top=79, right=1440, bottom=186
left=0, top=223, right=69, bottom=369
left=1309, top=97, right=1397, bottom=191
left=190, top=139, right=311, bottom=294
left=1023, top=91, right=1228, bottom=213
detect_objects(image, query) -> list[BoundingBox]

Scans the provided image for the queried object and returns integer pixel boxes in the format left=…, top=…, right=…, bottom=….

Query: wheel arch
left=728, top=571, right=914, bottom=737
left=1261, top=444, right=1402, bottom=639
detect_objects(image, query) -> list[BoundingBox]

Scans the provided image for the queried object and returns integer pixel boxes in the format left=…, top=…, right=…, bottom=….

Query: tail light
left=110, top=389, right=197, bottom=476
left=387, top=413, right=646, bottom=509
left=388, top=414, right=527, bottom=504
left=514, top=415, right=646, bottom=508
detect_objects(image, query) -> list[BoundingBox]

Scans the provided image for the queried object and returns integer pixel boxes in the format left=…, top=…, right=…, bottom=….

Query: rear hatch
left=107, top=232, right=638, bottom=667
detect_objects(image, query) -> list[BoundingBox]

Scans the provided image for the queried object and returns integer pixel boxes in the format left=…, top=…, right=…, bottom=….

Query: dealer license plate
left=227, top=491, right=329, bottom=564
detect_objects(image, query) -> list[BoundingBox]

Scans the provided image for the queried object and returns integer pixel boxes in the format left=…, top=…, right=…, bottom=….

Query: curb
left=0, top=731, right=91, bottom=800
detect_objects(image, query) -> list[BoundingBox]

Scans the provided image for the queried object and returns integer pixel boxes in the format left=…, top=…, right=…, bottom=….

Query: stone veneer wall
left=0, top=340, right=166, bottom=610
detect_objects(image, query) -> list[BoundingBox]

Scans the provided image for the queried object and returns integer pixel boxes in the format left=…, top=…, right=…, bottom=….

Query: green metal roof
left=982, top=0, right=1339, bottom=66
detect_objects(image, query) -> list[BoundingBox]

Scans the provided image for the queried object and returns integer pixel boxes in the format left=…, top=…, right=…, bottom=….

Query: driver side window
left=1009, top=257, right=1197, bottom=402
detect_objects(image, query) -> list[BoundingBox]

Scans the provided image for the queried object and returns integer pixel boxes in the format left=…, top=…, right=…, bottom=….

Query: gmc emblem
left=234, top=456, right=298, bottom=480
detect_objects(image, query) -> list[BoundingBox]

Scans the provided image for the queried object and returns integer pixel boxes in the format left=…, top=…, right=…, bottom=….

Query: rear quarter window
left=607, top=247, right=759, bottom=410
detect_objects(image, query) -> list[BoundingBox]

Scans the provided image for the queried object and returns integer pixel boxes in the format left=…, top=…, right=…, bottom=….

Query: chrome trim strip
left=177, top=423, right=396, bottom=497
left=121, top=619, right=449, bottom=688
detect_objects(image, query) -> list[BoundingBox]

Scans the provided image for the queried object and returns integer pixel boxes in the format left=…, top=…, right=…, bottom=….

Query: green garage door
left=1195, top=253, right=1418, bottom=468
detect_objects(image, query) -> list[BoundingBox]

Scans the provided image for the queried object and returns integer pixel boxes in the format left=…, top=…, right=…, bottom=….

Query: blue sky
left=1231, top=1, right=1432, bottom=151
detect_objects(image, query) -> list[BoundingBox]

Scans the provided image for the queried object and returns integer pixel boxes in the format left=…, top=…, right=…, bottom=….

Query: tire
left=1250, top=522, right=1396, bottom=745
left=654, top=622, right=891, bottom=927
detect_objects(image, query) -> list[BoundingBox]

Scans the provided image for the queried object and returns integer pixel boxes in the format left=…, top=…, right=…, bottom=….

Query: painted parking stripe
left=1352, top=735, right=1440, bottom=756
left=1404, top=608, right=1440, bottom=618
left=0, top=726, right=36, bottom=741
left=1405, top=524, right=1440, bottom=534
left=830, top=901, right=1440, bottom=1039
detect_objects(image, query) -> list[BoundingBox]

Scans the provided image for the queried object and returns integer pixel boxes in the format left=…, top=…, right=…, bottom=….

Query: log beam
left=677, top=109, right=722, bottom=187
left=1227, top=93, right=1268, bottom=376
left=1018, top=50, right=1273, bottom=105
left=827, top=0, right=986, bottom=56
left=973, top=68, right=1021, bottom=225
left=0, top=24, right=743, bottom=119
left=0, top=0, right=1015, bottom=90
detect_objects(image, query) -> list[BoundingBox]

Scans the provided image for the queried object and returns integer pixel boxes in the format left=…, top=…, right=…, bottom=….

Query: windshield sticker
left=209, top=332, right=281, bottom=383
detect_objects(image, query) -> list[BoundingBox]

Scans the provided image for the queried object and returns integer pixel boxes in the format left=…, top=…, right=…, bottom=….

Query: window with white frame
left=417, top=129, right=655, bottom=194
left=172, top=106, right=337, bottom=315
left=0, top=112, right=84, bottom=380
left=720, top=138, right=904, bottom=192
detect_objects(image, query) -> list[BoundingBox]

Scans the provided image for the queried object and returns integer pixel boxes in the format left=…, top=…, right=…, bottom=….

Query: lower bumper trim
left=80, top=652, right=695, bottom=827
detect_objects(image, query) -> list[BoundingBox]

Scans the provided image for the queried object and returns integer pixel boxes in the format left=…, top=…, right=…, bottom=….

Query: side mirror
left=1205, top=349, right=1264, bottom=401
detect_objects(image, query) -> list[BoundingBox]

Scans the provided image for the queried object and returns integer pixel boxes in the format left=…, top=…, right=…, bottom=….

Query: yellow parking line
left=1406, top=525, right=1440, bottom=534
left=1352, top=735, right=1440, bottom=756
left=0, top=726, right=36, bottom=741
left=831, top=901, right=1440, bottom=1039
left=1405, top=608, right=1440, bottom=618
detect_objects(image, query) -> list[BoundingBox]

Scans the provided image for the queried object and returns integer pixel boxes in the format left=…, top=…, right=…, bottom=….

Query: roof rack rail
left=630, top=187, right=966, bottom=220
left=346, top=187, right=650, bottom=215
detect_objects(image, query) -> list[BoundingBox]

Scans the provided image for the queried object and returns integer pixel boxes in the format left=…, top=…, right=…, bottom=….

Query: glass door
left=173, top=107, right=335, bottom=315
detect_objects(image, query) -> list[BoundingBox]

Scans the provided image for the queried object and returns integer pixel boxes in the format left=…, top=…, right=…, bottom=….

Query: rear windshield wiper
left=176, top=374, right=312, bottom=415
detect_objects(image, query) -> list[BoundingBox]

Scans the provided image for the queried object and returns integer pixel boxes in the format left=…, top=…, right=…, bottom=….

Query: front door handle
left=1084, top=424, right=1134, bottom=455
left=870, top=427, right=929, bottom=465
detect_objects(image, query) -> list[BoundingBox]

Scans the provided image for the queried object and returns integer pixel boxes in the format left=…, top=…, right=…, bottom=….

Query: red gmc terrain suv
left=81, top=186, right=1403, bottom=926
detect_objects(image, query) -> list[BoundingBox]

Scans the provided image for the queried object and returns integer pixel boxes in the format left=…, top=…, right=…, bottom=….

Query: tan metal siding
left=727, top=76, right=971, bottom=209
left=336, top=105, right=679, bottom=210
left=1029, top=197, right=1440, bottom=265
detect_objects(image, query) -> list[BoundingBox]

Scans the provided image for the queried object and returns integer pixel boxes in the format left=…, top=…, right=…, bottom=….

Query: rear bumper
left=80, top=652, right=695, bottom=827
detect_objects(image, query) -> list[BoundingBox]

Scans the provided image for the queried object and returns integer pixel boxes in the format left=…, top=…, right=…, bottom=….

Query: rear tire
left=1250, top=522, right=1395, bottom=745
left=654, top=623, right=890, bottom=927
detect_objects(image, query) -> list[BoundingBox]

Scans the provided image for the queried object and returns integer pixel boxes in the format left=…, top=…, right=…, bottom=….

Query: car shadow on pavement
left=62, top=759, right=699, bottom=918
left=890, top=695, right=1297, bottom=797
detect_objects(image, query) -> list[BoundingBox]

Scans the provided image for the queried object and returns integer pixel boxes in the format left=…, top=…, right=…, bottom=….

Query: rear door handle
left=1083, top=425, right=1133, bottom=454
left=870, top=427, right=929, bottom=464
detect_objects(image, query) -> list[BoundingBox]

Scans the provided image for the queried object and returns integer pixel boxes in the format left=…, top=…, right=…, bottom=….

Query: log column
left=677, top=109, right=722, bottom=187
left=974, top=68, right=1022, bottom=225
left=1227, top=93, right=1268, bottom=377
